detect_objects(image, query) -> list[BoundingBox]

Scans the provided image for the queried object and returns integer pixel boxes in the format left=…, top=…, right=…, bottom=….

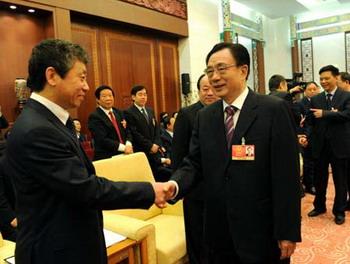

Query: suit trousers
left=313, top=140, right=348, bottom=215
left=301, top=145, right=315, bottom=189
left=183, top=197, right=206, bottom=264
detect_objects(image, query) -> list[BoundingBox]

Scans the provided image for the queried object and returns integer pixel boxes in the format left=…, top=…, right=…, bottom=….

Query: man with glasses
left=160, top=43, right=301, bottom=264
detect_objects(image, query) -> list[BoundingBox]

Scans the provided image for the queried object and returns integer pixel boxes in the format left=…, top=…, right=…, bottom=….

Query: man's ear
left=45, top=67, right=58, bottom=86
left=131, top=95, right=135, bottom=101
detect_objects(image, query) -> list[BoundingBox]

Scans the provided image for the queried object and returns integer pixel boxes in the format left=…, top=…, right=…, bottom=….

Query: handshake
left=151, top=181, right=177, bottom=208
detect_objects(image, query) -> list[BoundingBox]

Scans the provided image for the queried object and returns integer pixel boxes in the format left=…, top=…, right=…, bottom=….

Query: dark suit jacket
left=0, top=156, right=16, bottom=241
left=307, top=89, right=350, bottom=159
left=124, top=105, right=161, bottom=153
left=3, top=99, right=155, bottom=264
left=171, top=90, right=301, bottom=262
left=296, top=97, right=311, bottom=134
left=160, top=130, right=172, bottom=159
left=171, top=101, right=204, bottom=200
left=88, top=107, right=132, bottom=160
left=0, top=115, right=8, bottom=129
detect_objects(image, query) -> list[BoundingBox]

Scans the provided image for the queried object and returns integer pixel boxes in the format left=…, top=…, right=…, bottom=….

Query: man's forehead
left=207, top=49, right=234, bottom=64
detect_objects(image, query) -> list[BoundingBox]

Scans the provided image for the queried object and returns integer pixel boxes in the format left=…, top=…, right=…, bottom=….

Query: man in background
left=171, top=74, right=218, bottom=264
left=3, top=39, right=167, bottom=264
left=338, top=71, right=350, bottom=91
left=124, top=85, right=168, bottom=181
left=88, top=85, right=133, bottom=160
left=306, top=65, right=350, bottom=225
left=297, top=82, right=320, bottom=195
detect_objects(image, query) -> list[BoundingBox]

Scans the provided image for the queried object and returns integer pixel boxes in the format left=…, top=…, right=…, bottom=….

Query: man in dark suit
left=306, top=65, right=350, bottom=225
left=124, top=85, right=167, bottom=180
left=0, top=106, right=9, bottom=157
left=162, top=43, right=301, bottom=264
left=2, top=39, right=168, bottom=264
left=297, top=82, right=320, bottom=195
left=88, top=85, right=133, bottom=160
left=171, top=74, right=218, bottom=264
left=0, top=157, right=17, bottom=242
left=73, top=118, right=86, bottom=143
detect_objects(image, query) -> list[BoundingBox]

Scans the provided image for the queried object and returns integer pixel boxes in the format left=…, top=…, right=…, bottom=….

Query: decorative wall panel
left=119, top=0, right=187, bottom=19
left=301, top=38, right=314, bottom=82
left=345, top=32, right=350, bottom=73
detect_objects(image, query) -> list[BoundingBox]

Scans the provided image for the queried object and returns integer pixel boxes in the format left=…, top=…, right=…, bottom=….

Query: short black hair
left=305, top=81, right=319, bottom=89
left=319, top=65, right=339, bottom=76
left=131, top=85, right=146, bottom=96
left=197, top=74, right=206, bottom=90
left=339, top=72, right=350, bottom=82
left=95, top=85, right=115, bottom=99
left=205, top=42, right=250, bottom=80
left=161, top=116, right=171, bottom=129
left=268, top=74, right=286, bottom=91
left=27, top=39, right=88, bottom=92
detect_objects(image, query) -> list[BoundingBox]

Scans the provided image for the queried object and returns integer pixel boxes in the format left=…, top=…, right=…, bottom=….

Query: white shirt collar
left=134, top=103, right=146, bottom=112
left=30, top=93, right=69, bottom=125
left=99, top=106, right=113, bottom=117
left=222, top=86, right=249, bottom=112
left=326, top=87, right=337, bottom=96
left=166, top=130, right=173, bottom=137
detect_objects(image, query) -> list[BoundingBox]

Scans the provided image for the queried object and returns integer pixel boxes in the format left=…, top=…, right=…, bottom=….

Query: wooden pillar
left=53, top=7, right=72, bottom=41
left=291, top=40, right=300, bottom=73
left=222, top=0, right=232, bottom=43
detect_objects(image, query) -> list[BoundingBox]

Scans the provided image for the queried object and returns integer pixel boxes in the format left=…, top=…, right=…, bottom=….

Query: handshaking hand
left=152, top=181, right=177, bottom=208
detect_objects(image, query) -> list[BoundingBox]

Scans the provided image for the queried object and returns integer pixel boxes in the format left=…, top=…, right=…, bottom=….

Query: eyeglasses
left=204, top=64, right=237, bottom=78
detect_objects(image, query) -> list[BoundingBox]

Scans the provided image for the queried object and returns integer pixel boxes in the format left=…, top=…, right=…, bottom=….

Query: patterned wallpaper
left=119, top=0, right=187, bottom=19
left=301, top=39, right=314, bottom=82
left=345, top=32, right=350, bottom=73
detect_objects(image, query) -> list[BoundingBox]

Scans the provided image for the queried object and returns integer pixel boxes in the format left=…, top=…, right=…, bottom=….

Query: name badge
left=232, top=144, right=255, bottom=161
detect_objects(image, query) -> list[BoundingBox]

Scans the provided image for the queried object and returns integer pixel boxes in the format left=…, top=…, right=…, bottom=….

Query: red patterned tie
left=109, top=111, right=124, bottom=144
left=225, top=106, right=236, bottom=149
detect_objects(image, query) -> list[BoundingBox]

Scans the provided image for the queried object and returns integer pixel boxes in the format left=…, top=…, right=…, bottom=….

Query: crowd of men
left=0, top=38, right=350, bottom=264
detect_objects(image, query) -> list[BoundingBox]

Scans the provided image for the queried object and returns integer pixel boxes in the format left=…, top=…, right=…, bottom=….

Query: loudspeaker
left=181, top=73, right=190, bottom=95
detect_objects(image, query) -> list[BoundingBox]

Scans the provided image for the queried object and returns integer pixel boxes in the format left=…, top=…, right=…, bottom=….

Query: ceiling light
left=28, top=9, right=35, bottom=13
left=9, top=5, right=17, bottom=10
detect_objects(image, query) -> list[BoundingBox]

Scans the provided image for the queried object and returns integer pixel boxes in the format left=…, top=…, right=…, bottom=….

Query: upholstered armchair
left=93, top=152, right=187, bottom=264
left=0, top=233, right=15, bottom=263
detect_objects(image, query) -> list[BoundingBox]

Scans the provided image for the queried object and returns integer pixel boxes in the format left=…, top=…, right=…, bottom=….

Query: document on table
left=103, top=228, right=126, bottom=247
left=4, top=256, right=15, bottom=264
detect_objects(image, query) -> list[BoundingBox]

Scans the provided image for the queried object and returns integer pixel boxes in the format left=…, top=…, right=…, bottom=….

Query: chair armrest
left=103, top=212, right=157, bottom=264
left=162, top=200, right=184, bottom=216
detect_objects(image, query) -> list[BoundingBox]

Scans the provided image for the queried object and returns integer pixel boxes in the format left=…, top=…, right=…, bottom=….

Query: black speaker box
left=181, top=73, right=190, bottom=95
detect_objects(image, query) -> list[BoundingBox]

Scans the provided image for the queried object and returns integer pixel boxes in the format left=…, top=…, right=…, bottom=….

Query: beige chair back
left=93, top=152, right=162, bottom=220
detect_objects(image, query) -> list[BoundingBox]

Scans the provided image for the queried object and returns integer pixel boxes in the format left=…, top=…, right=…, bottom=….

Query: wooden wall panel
left=103, top=32, right=157, bottom=112
left=71, top=24, right=100, bottom=132
left=158, top=41, right=180, bottom=114
left=0, top=10, right=51, bottom=122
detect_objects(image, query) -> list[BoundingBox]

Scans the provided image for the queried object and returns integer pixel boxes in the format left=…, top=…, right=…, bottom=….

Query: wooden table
left=107, top=238, right=136, bottom=264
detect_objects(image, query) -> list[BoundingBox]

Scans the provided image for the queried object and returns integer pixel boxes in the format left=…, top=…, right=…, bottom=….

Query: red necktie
left=109, top=111, right=124, bottom=144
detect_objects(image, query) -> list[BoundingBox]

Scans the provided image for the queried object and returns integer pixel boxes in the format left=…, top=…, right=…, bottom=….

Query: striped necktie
left=225, top=106, right=236, bottom=149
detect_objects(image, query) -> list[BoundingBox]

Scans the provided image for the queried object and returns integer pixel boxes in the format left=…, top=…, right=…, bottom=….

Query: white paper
left=103, top=229, right=126, bottom=248
left=4, top=256, right=15, bottom=264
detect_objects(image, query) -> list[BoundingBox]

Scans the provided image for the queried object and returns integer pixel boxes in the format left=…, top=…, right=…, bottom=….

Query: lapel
left=331, top=88, right=342, bottom=108
left=27, top=99, right=94, bottom=173
left=210, top=101, right=227, bottom=158
left=132, top=105, right=149, bottom=126
left=232, top=89, right=258, bottom=144
left=318, top=92, right=328, bottom=109
left=96, top=107, right=114, bottom=129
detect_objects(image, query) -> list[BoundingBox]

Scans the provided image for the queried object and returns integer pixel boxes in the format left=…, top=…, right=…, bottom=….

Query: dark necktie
left=326, top=93, right=332, bottom=110
left=225, top=106, right=236, bottom=149
left=141, top=108, right=149, bottom=124
left=109, top=111, right=124, bottom=144
left=65, top=118, right=77, bottom=139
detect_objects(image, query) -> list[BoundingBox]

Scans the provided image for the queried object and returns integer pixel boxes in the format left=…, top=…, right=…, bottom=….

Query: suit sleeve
left=17, top=127, right=155, bottom=210
left=322, top=94, right=350, bottom=122
left=271, top=100, right=301, bottom=242
left=88, top=113, right=122, bottom=152
left=0, top=166, right=16, bottom=225
left=151, top=109, right=162, bottom=146
left=121, top=111, right=133, bottom=143
left=171, top=108, right=190, bottom=170
left=170, top=113, right=203, bottom=200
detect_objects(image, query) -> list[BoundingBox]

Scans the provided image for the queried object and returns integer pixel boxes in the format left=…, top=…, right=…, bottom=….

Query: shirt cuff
left=168, top=180, right=179, bottom=199
left=118, top=143, right=126, bottom=152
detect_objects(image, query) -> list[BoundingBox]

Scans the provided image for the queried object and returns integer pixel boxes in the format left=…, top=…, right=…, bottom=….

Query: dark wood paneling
left=0, top=10, right=52, bottom=122
left=256, top=41, right=266, bottom=94
left=71, top=24, right=100, bottom=133
left=158, top=41, right=180, bottom=114
left=102, top=32, right=158, bottom=112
